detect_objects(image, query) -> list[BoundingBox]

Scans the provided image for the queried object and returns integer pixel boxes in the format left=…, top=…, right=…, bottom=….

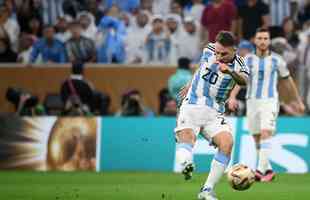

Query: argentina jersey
left=184, top=43, right=249, bottom=113
left=245, top=52, right=290, bottom=99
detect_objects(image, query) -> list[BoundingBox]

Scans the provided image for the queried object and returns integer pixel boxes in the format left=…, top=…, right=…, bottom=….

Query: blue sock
left=176, top=143, right=193, bottom=152
left=214, top=151, right=230, bottom=166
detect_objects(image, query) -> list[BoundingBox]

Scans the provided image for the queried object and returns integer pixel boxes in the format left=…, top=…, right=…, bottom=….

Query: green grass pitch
left=0, top=171, right=309, bottom=200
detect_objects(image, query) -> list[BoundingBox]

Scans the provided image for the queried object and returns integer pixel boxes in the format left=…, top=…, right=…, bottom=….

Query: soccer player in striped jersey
left=175, top=31, right=249, bottom=200
left=228, top=28, right=305, bottom=182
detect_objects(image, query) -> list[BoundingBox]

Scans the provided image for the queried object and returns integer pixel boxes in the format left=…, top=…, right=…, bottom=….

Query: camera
left=6, top=87, right=38, bottom=108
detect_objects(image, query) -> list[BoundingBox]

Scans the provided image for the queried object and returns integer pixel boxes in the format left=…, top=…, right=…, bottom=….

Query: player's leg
left=175, top=128, right=197, bottom=180
left=246, top=100, right=264, bottom=180
left=201, top=131, right=233, bottom=188
left=174, top=105, right=200, bottom=180
left=256, top=101, right=278, bottom=182
left=251, top=134, right=265, bottom=180
left=198, top=116, right=233, bottom=200
left=258, top=129, right=275, bottom=182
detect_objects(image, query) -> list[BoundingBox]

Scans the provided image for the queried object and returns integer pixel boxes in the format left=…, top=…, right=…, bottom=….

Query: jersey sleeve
left=200, top=43, right=215, bottom=63
left=277, top=57, right=290, bottom=78
left=235, top=56, right=250, bottom=76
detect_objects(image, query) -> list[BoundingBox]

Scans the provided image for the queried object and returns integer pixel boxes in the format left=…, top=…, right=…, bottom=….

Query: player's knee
left=260, top=129, right=272, bottom=140
left=176, top=129, right=196, bottom=145
left=216, top=132, right=233, bottom=155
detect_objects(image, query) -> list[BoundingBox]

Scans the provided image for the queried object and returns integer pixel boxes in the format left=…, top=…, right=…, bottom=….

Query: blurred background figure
left=97, top=15, right=126, bottom=63
left=0, top=4, right=20, bottom=52
left=180, top=16, right=201, bottom=62
left=183, top=0, right=205, bottom=22
left=201, top=0, right=237, bottom=43
left=54, top=15, right=72, bottom=43
left=237, top=0, right=269, bottom=41
left=41, top=0, right=65, bottom=26
left=86, top=0, right=104, bottom=25
left=6, top=87, right=39, bottom=116
left=125, top=10, right=150, bottom=64
left=100, top=0, right=140, bottom=13
left=271, top=37, right=298, bottom=79
left=152, top=0, right=170, bottom=16
left=77, top=11, right=97, bottom=42
left=145, top=15, right=171, bottom=65
left=116, top=89, right=154, bottom=117
left=297, top=0, right=310, bottom=26
left=66, top=22, right=96, bottom=63
left=25, top=17, right=42, bottom=40
left=281, top=17, right=299, bottom=49
left=237, top=40, right=254, bottom=57
left=167, top=57, right=192, bottom=102
left=166, top=13, right=185, bottom=65
left=0, top=36, right=17, bottom=62
left=298, top=30, right=310, bottom=112
left=158, top=87, right=177, bottom=116
left=269, top=0, right=298, bottom=28
left=60, top=62, right=94, bottom=116
left=17, top=0, right=43, bottom=34
left=30, top=25, right=67, bottom=63
left=17, top=33, right=34, bottom=63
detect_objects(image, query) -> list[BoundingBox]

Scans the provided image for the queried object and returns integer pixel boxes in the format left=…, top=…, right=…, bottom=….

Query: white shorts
left=175, top=104, right=232, bottom=140
left=246, top=99, right=279, bottom=135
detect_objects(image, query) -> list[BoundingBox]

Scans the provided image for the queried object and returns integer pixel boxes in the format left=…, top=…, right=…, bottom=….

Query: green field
left=0, top=171, right=309, bottom=200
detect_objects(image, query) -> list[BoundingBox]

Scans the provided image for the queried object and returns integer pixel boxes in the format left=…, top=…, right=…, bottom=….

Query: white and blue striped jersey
left=184, top=43, right=249, bottom=113
left=270, top=0, right=291, bottom=26
left=245, top=52, right=290, bottom=100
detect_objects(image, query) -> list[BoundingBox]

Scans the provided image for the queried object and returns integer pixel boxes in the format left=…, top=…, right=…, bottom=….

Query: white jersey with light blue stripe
left=184, top=43, right=249, bottom=113
left=270, top=0, right=290, bottom=26
left=245, top=52, right=290, bottom=100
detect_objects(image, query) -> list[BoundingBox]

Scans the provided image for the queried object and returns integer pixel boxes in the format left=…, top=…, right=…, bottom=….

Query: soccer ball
left=227, top=164, right=255, bottom=191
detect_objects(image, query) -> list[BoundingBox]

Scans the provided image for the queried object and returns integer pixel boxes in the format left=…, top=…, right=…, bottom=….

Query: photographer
left=6, top=87, right=39, bottom=116
left=115, top=89, right=154, bottom=117
left=60, top=62, right=94, bottom=116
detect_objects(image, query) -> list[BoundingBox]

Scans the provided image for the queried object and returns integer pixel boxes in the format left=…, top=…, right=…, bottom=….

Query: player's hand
left=227, top=97, right=239, bottom=112
left=20, top=94, right=31, bottom=103
left=217, top=62, right=231, bottom=74
left=285, top=101, right=305, bottom=116
left=296, top=101, right=305, bottom=115
left=177, top=84, right=190, bottom=101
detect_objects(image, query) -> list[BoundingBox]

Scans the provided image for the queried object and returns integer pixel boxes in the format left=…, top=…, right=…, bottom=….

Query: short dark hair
left=215, top=31, right=236, bottom=47
left=256, top=27, right=270, bottom=34
left=178, top=57, right=191, bottom=70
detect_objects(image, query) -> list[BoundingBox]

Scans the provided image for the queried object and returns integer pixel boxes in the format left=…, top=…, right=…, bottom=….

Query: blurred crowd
left=0, top=0, right=308, bottom=65
left=0, top=0, right=310, bottom=116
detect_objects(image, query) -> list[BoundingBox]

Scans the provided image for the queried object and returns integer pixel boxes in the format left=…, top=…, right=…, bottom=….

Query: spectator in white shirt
left=152, top=0, right=171, bottom=16
left=0, top=5, right=20, bottom=52
left=77, top=11, right=98, bottom=42
left=55, top=15, right=72, bottom=43
left=125, top=10, right=151, bottom=64
left=179, top=16, right=201, bottom=63
left=165, top=13, right=186, bottom=65
left=17, top=33, right=35, bottom=63
left=145, top=15, right=171, bottom=65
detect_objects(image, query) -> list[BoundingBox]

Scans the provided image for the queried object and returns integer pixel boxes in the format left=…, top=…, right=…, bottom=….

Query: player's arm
left=218, top=63, right=248, bottom=86
left=279, top=76, right=305, bottom=114
left=227, top=85, right=241, bottom=112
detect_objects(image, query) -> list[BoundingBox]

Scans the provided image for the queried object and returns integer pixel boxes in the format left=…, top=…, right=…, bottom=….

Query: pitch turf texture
left=0, top=172, right=309, bottom=200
